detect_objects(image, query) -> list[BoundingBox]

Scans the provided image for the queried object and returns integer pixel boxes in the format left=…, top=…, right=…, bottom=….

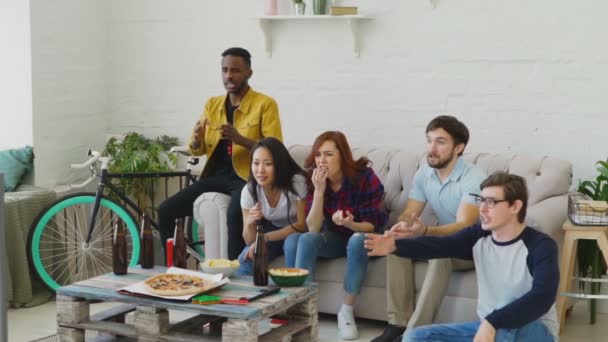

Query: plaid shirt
left=306, top=168, right=388, bottom=235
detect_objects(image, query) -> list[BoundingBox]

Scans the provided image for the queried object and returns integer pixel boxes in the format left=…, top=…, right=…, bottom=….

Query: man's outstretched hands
left=388, top=213, right=427, bottom=240
left=364, top=231, right=397, bottom=256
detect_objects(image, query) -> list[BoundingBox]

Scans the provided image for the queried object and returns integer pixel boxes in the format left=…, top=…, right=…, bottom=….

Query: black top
left=208, top=98, right=238, bottom=178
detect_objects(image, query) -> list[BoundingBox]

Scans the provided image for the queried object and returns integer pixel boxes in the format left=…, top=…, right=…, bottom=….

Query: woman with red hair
left=283, top=131, right=388, bottom=340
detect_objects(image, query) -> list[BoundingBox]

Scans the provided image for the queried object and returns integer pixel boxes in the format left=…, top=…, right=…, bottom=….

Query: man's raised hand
left=190, top=118, right=207, bottom=149
left=220, top=123, right=246, bottom=145
left=389, top=213, right=426, bottom=239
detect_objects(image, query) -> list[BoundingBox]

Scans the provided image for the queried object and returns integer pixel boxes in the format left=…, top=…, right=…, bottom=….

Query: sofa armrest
left=526, top=194, right=569, bottom=250
left=192, top=192, right=231, bottom=259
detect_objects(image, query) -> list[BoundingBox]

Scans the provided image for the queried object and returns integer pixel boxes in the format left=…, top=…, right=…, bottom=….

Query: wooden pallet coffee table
left=56, top=266, right=318, bottom=341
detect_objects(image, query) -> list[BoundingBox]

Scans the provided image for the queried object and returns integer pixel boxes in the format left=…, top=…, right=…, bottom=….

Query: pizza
left=144, top=274, right=208, bottom=296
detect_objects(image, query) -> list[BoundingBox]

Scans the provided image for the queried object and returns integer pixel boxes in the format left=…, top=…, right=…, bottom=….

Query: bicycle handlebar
left=69, top=176, right=95, bottom=189
left=70, top=150, right=102, bottom=169
left=170, top=146, right=191, bottom=156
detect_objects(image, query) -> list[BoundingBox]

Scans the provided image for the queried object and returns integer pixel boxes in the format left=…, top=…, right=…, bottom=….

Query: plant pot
left=313, top=0, right=327, bottom=15
left=294, top=2, right=306, bottom=16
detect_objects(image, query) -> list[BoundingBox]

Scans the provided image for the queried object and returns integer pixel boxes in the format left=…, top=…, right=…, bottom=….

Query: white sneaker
left=337, top=309, right=359, bottom=340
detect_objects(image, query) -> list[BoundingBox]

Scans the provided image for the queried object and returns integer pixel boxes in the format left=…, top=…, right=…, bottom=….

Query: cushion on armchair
left=0, top=146, right=34, bottom=192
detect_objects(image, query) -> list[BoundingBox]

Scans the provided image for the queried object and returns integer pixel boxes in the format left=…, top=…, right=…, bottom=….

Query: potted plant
left=103, top=132, right=178, bottom=213
left=292, top=0, right=306, bottom=15
left=577, top=160, right=608, bottom=323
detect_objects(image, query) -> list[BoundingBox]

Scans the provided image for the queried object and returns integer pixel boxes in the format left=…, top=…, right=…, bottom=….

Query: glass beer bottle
left=173, top=218, right=187, bottom=269
left=112, top=217, right=128, bottom=275
left=139, top=213, right=154, bottom=269
left=253, top=221, right=269, bottom=286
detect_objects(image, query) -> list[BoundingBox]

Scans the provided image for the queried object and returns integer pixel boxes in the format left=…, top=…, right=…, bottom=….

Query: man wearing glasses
left=372, top=115, right=486, bottom=342
left=365, top=172, right=558, bottom=342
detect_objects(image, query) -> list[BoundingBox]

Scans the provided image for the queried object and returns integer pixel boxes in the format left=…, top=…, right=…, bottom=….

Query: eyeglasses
left=469, top=194, right=509, bottom=208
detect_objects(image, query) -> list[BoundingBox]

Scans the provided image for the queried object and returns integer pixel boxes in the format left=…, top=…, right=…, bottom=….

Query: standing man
left=365, top=172, right=559, bottom=342
left=372, top=115, right=486, bottom=342
left=159, top=47, right=283, bottom=260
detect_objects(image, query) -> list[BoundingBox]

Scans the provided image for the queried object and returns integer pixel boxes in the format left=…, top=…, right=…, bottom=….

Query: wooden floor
left=13, top=300, right=608, bottom=342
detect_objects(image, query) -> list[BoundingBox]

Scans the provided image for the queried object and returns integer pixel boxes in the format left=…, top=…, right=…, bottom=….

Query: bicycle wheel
left=28, top=193, right=140, bottom=291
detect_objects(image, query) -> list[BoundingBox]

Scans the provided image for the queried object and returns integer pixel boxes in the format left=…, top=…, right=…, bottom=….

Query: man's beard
left=427, top=152, right=455, bottom=170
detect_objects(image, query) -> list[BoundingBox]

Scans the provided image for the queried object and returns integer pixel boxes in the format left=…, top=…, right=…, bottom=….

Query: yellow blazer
left=189, top=88, right=283, bottom=180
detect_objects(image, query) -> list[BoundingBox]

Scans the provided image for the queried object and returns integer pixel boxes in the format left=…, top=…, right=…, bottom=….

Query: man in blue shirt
left=372, top=115, right=486, bottom=342
left=365, top=172, right=559, bottom=342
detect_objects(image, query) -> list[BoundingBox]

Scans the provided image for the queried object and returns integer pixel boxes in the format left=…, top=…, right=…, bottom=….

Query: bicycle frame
left=85, top=158, right=198, bottom=246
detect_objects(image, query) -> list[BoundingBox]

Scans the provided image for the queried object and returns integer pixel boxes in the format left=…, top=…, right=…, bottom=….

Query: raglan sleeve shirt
left=484, top=235, right=559, bottom=329
left=394, top=225, right=482, bottom=261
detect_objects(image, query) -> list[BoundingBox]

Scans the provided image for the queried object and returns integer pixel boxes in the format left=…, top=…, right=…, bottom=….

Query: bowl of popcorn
left=200, top=259, right=240, bottom=277
left=268, top=267, right=310, bottom=287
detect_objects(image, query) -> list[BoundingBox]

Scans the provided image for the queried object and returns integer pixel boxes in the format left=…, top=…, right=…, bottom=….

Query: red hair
left=304, top=131, right=370, bottom=180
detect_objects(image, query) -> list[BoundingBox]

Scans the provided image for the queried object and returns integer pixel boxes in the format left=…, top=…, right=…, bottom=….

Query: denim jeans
left=402, top=320, right=555, bottom=342
left=235, top=222, right=285, bottom=276
left=283, top=231, right=369, bottom=294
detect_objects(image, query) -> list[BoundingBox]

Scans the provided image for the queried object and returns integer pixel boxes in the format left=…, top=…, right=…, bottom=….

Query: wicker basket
left=568, top=193, right=608, bottom=226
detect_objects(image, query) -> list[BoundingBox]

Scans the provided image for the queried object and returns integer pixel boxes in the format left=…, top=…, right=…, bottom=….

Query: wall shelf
left=256, top=15, right=371, bottom=57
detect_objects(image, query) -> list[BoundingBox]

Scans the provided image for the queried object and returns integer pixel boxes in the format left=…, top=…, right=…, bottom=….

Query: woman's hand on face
left=332, top=210, right=354, bottom=228
left=247, top=203, right=263, bottom=226
left=312, top=167, right=328, bottom=192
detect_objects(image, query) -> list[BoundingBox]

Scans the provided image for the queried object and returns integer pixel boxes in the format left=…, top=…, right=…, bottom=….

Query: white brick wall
left=30, top=0, right=108, bottom=187
left=31, top=0, right=608, bottom=187
left=0, top=0, right=33, bottom=149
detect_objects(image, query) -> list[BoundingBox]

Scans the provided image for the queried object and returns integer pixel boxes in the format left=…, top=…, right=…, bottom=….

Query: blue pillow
left=0, top=146, right=34, bottom=192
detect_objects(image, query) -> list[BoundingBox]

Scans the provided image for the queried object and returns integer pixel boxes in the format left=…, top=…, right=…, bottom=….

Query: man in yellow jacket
left=159, top=47, right=283, bottom=259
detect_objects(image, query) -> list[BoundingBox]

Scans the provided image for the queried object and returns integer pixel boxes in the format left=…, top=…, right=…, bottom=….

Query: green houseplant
left=103, top=132, right=178, bottom=213
left=292, top=0, right=306, bottom=15
left=577, top=160, right=608, bottom=324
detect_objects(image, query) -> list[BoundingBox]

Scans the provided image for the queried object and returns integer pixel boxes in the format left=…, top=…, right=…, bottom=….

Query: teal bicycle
left=27, top=147, right=206, bottom=291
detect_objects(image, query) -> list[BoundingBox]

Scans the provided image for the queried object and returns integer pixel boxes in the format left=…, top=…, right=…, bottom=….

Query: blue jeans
left=402, top=320, right=555, bottom=342
left=235, top=222, right=285, bottom=276
left=283, top=231, right=369, bottom=294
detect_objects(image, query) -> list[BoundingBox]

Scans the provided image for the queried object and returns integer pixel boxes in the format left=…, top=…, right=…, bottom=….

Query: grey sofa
left=193, top=146, right=572, bottom=323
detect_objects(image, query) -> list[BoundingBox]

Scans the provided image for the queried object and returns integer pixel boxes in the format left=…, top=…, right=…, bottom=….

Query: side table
left=556, top=219, right=608, bottom=333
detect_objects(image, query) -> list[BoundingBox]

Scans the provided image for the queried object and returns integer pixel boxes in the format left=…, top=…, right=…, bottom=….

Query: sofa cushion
left=0, top=146, right=34, bottom=192
left=473, top=153, right=572, bottom=205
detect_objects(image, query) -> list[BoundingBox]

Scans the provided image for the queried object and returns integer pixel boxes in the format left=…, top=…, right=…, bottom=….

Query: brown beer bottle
left=253, top=220, right=268, bottom=286
left=112, top=217, right=128, bottom=275
left=173, top=218, right=187, bottom=269
left=139, top=213, right=154, bottom=269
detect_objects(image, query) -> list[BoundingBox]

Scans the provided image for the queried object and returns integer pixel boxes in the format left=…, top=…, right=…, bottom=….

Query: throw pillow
left=0, top=146, right=34, bottom=192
